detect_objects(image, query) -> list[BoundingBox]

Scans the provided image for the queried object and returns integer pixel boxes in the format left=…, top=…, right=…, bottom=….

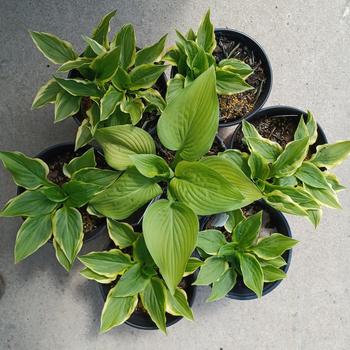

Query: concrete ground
left=0, top=1, right=349, bottom=349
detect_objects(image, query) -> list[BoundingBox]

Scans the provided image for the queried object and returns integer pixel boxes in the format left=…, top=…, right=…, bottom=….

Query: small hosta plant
left=30, top=10, right=167, bottom=149
left=0, top=149, right=120, bottom=270
left=195, top=209, right=298, bottom=299
left=163, top=10, right=253, bottom=100
left=79, top=221, right=196, bottom=333
left=226, top=113, right=350, bottom=227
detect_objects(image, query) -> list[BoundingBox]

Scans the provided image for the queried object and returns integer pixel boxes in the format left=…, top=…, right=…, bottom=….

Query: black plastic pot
left=170, top=28, right=272, bottom=128
left=99, top=241, right=197, bottom=330
left=200, top=200, right=293, bottom=300
left=17, top=142, right=106, bottom=242
left=230, top=105, right=328, bottom=151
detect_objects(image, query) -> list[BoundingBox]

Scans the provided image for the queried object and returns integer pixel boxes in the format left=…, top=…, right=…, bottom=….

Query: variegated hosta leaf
left=170, top=160, right=246, bottom=215
left=88, top=167, right=162, bottom=220
left=143, top=199, right=198, bottom=294
left=197, top=230, right=227, bottom=255
left=207, top=268, right=237, bottom=302
left=32, top=79, right=62, bottom=109
left=215, top=69, right=252, bottom=95
left=80, top=268, right=115, bottom=284
left=295, top=162, right=330, bottom=189
left=218, top=149, right=251, bottom=177
left=94, top=125, right=156, bottom=171
left=53, top=239, right=72, bottom=271
left=54, top=90, right=81, bottom=122
left=324, top=172, right=346, bottom=192
left=310, top=141, right=350, bottom=169
left=166, top=74, right=185, bottom=103
left=75, top=119, right=93, bottom=151
left=135, top=34, right=168, bottom=66
left=63, top=148, right=96, bottom=178
left=218, top=58, right=253, bottom=78
left=184, top=257, right=203, bottom=276
left=91, top=46, right=121, bottom=83
left=112, top=24, right=136, bottom=69
left=303, top=184, right=341, bottom=209
left=72, top=168, right=121, bottom=189
left=195, top=9, right=216, bottom=54
left=129, top=64, right=168, bottom=90
left=107, top=219, right=138, bottom=249
left=193, top=256, right=228, bottom=285
left=54, top=77, right=101, bottom=97
left=81, top=36, right=106, bottom=55
left=100, top=85, right=125, bottom=121
left=166, top=287, right=193, bottom=320
left=157, top=66, right=219, bottom=161
left=57, top=57, right=93, bottom=72
left=262, top=265, right=286, bottom=282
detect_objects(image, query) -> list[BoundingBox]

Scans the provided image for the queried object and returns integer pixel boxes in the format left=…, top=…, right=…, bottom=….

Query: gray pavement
left=0, top=1, right=349, bottom=349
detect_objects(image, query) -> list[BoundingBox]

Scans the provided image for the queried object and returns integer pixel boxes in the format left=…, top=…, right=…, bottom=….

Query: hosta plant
left=0, top=148, right=120, bottom=270
left=195, top=209, right=298, bottom=299
left=79, top=221, right=197, bottom=333
left=87, top=67, right=263, bottom=294
left=226, top=113, right=350, bottom=227
left=30, top=10, right=168, bottom=149
left=163, top=10, right=253, bottom=100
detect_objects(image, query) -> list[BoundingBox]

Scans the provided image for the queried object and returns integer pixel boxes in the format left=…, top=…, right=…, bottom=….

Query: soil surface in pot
left=214, top=35, right=266, bottom=124
left=46, top=149, right=104, bottom=234
left=233, top=115, right=298, bottom=152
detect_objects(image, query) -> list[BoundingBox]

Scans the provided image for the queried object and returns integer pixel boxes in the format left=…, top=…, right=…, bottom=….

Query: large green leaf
left=100, top=292, right=138, bottom=333
left=310, top=141, right=350, bottom=169
left=140, top=277, right=167, bottom=333
left=143, top=199, right=198, bottom=293
left=166, top=287, right=193, bottom=320
left=32, top=79, right=62, bottom=109
left=63, top=148, right=96, bottom=178
left=215, top=69, right=252, bottom=95
left=91, top=46, right=121, bottom=82
left=0, top=151, right=51, bottom=189
left=79, top=249, right=133, bottom=277
left=14, top=214, right=52, bottom=263
left=157, top=66, right=219, bottom=161
left=30, top=31, right=77, bottom=64
left=238, top=253, right=264, bottom=298
left=54, top=90, right=81, bottom=122
left=0, top=190, right=57, bottom=217
left=100, top=86, right=124, bottom=121
left=89, top=167, right=162, bottom=220
left=207, top=268, right=237, bottom=302
left=110, top=263, right=150, bottom=297
left=135, top=34, right=167, bottom=65
left=197, top=230, right=227, bottom=255
left=107, top=219, right=138, bottom=249
left=196, top=10, right=216, bottom=53
left=94, top=125, right=156, bottom=171
left=170, top=160, right=245, bottom=215
left=112, top=24, right=136, bottom=69
left=52, top=206, right=83, bottom=263
left=166, top=74, right=185, bottom=103
left=193, top=256, right=228, bottom=285
left=252, top=233, right=298, bottom=260
left=129, top=64, right=167, bottom=90
left=54, top=77, right=101, bottom=97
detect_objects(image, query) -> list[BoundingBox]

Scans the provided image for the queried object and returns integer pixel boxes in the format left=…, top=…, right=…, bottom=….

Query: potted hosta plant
left=79, top=221, right=197, bottom=333
left=227, top=110, right=350, bottom=226
left=30, top=10, right=168, bottom=149
left=198, top=201, right=296, bottom=300
left=164, top=10, right=272, bottom=126
left=0, top=144, right=120, bottom=270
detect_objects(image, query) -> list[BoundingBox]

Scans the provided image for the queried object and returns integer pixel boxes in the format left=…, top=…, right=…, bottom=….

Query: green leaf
left=196, top=9, right=216, bottom=53
left=252, top=233, right=298, bottom=260
left=218, top=58, right=253, bottom=78
left=54, top=90, right=81, bottom=122
left=166, top=74, right=185, bottom=103
left=271, top=137, right=309, bottom=177
left=197, top=230, right=227, bottom=254
left=133, top=235, right=155, bottom=267
left=248, top=152, right=270, bottom=180
left=273, top=176, right=298, bottom=187
left=91, top=46, right=121, bottom=83
left=83, top=10, right=117, bottom=57
left=75, top=120, right=93, bottom=150
left=111, top=263, right=150, bottom=297
left=166, top=287, right=193, bottom=320
left=294, top=117, right=309, bottom=141
left=0, top=190, right=57, bottom=217
left=304, top=184, right=341, bottom=209
left=295, top=162, right=330, bottom=189
left=129, top=64, right=167, bottom=90
left=53, top=239, right=72, bottom=271
left=129, top=154, right=172, bottom=180
left=63, top=148, right=96, bottom=178
left=218, top=149, right=251, bottom=177
left=120, top=97, right=144, bottom=125
left=140, top=278, right=167, bottom=333
left=62, top=180, right=102, bottom=207
left=143, top=200, right=198, bottom=293
left=100, top=85, right=125, bottom=121
left=324, top=172, right=346, bottom=192
left=71, top=168, right=120, bottom=188
left=100, top=292, right=138, bottom=333
left=135, top=34, right=167, bottom=65
left=170, top=160, right=244, bottom=215
left=310, top=141, right=350, bottom=169
left=207, top=268, right=237, bottom=302
left=30, top=31, right=77, bottom=64
left=82, top=35, right=106, bottom=55
left=215, top=69, right=252, bottom=95
left=306, top=111, right=318, bottom=145
left=225, top=209, right=245, bottom=232
left=239, top=253, right=263, bottom=297
left=191, top=46, right=209, bottom=76
left=184, top=257, right=203, bottom=276
left=89, top=167, right=162, bottom=220
left=158, top=66, right=219, bottom=161
left=14, top=214, right=52, bottom=263
left=54, top=77, right=101, bottom=97
left=232, top=211, right=262, bottom=249
left=136, top=88, right=166, bottom=111
left=107, top=219, right=138, bottom=249
left=32, top=79, right=62, bottom=109
left=79, top=249, right=133, bottom=277
left=258, top=256, right=286, bottom=268
left=95, top=125, right=156, bottom=171
left=57, top=57, right=92, bottom=72
left=40, top=185, right=68, bottom=202
left=111, top=66, right=131, bottom=90
left=306, top=209, right=322, bottom=228
left=112, top=24, right=136, bottom=69
left=194, top=256, right=228, bottom=285
left=262, top=265, right=287, bottom=282
left=52, top=206, right=83, bottom=263
left=218, top=242, right=238, bottom=257
left=80, top=268, right=115, bottom=284
left=0, top=151, right=50, bottom=189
